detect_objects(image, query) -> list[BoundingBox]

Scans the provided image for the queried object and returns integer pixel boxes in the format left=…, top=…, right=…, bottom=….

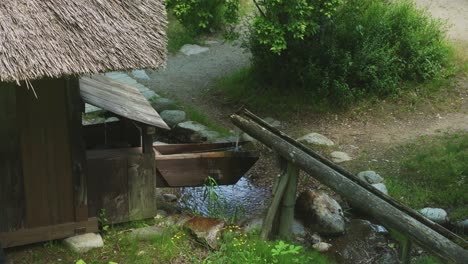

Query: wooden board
left=0, top=218, right=98, bottom=248
left=0, top=83, right=24, bottom=232
left=80, top=75, right=169, bottom=130
left=16, top=79, right=75, bottom=228
left=128, top=154, right=156, bottom=220
left=153, top=142, right=248, bottom=155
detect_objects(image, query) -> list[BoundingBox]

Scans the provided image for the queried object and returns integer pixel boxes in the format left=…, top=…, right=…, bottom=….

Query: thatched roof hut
left=0, top=0, right=167, bottom=83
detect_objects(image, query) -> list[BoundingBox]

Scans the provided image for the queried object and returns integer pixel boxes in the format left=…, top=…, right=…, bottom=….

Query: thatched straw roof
left=0, top=1, right=167, bottom=83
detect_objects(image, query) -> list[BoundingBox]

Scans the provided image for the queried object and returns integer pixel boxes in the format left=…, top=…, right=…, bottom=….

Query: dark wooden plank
left=231, top=113, right=468, bottom=264
left=0, top=83, right=25, bottom=232
left=0, top=218, right=98, bottom=248
left=65, top=78, right=88, bottom=222
left=153, top=142, right=248, bottom=155
left=79, top=76, right=169, bottom=130
left=17, top=79, right=75, bottom=228
left=142, top=125, right=154, bottom=154
left=128, top=154, right=156, bottom=221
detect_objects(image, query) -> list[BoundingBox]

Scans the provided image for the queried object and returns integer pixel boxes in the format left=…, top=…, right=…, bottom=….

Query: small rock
left=295, top=190, right=345, bottom=235
left=154, top=209, right=168, bottom=219
left=128, top=226, right=164, bottom=241
left=174, top=121, right=220, bottom=143
left=180, top=44, right=210, bottom=56
left=197, top=130, right=220, bottom=142
left=297, top=133, right=334, bottom=146
left=243, top=217, right=263, bottom=233
left=63, top=233, right=104, bottom=253
left=310, top=233, right=322, bottom=244
left=292, top=219, right=306, bottom=238
left=313, top=242, right=332, bottom=252
left=420, top=208, right=448, bottom=224
left=105, top=117, right=119, bottom=123
left=163, top=193, right=178, bottom=203
left=132, top=69, right=150, bottom=80
left=357, top=171, right=384, bottom=184
left=213, top=136, right=238, bottom=143
left=161, top=214, right=193, bottom=227
left=263, top=117, right=281, bottom=128
left=160, top=110, right=187, bottom=127
left=371, top=183, right=388, bottom=195
left=151, top=98, right=176, bottom=112
left=331, top=151, right=352, bottom=163
left=455, top=219, right=468, bottom=230
left=184, top=217, right=224, bottom=249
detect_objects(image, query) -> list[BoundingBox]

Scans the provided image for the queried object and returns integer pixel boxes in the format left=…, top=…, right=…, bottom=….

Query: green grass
left=385, top=133, right=468, bottom=220
left=6, top=224, right=330, bottom=264
left=166, top=13, right=198, bottom=54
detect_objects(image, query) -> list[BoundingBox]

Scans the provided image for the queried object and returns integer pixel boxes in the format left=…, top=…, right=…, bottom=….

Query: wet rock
left=151, top=98, right=176, bottom=112
left=419, top=208, right=448, bottom=224
left=371, top=183, right=389, bottom=195
left=184, top=217, right=224, bottom=249
left=132, top=69, right=150, bottom=80
left=173, top=121, right=208, bottom=143
left=263, top=117, right=281, bottom=128
left=331, top=151, right=352, bottom=163
left=128, top=226, right=164, bottom=241
left=63, top=233, right=104, bottom=253
left=325, top=219, right=398, bottom=264
left=357, top=171, right=384, bottom=184
left=313, top=242, right=332, bottom=253
left=295, top=190, right=345, bottom=235
left=297, top=133, right=334, bottom=146
left=163, top=193, right=178, bottom=203
left=160, top=110, right=186, bottom=127
left=213, top=136, right=238, bottom=143
left=180, top=44, right=209, bottom=56
left=197, top=130, right=220, bottom=142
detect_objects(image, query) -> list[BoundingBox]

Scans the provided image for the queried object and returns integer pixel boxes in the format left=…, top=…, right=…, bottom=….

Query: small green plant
left=98, top=208, right=110, bottom=232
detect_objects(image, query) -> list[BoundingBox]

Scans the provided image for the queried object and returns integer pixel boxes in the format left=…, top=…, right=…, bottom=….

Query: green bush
left=166, top=0, right=240, bottom=35
left=249, top=0, right=452, bottom=106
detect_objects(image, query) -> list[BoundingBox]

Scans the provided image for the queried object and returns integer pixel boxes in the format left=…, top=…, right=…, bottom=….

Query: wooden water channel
left=231, top=109, right=468, bottom=264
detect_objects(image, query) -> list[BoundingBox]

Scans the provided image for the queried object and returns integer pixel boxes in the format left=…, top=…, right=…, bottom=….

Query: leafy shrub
left=166, top=0, right=240, bottom=35
left=249, top=0, right=452, bottom=106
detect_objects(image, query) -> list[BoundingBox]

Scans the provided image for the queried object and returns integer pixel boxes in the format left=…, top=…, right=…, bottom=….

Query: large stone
left=63, top=233, right=104, bottom=253
left=325, top=219, right=398, bottom=264
left=213, top=136, right=238, bottom=143
left=132, top=69, right=150, bottom=80
left=313, top=242, right=332, bottom=253
left=419, top=208, right=448, bottom=224
left=297, top=133, right=334, bottom=146
left=242, top=217, right=306, bottom=238
left=295, top=190, right=345, bottom=235
left=180, top=44, right=210, bottom=56
left=151, top=98, right=176, bottom=112
left=174, top=121, right=217, bottom=143
left=330, top=151, right=352, bottom=163
left=128, top=226, right=164, bottom=241
left=163, top=193, right=178, bottom=203
left=357, top=171, right=384, bottom=184
left=371, top=183, right=388, bottom=195
left=160, top=110, right=187, bottom=127
left=197, top=130, right=220, bottom=142
left=184, top=217, right=224, bottom=249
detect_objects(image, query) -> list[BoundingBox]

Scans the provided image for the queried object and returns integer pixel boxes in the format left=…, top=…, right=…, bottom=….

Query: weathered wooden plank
left=17, top=79, right=75, bottom=227
left=278, top=163, right=299, bottom=239
left=128, top=154, right=157, bottom=221
left=261, top=168, right=289, bottom=240
left=153, top=142, right=248, bottom=155
left=79, top=76, right=169, bottom=130
left=0, top=218, right=98, bottom=248
left=65, top=78, right=88, bottom=222
left=231, top=114, right=468, bottom=264
left=0, top=83, right=24, bottom=232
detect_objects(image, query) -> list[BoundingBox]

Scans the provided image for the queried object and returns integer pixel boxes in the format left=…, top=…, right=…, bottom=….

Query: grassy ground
left=6, top=222, right=330, bottom=264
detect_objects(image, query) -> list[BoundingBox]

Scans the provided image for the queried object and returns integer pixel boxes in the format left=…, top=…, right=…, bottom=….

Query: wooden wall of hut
left=86, top=148, right=156, bottom=224
left=0, top=78, right=97, bottom=248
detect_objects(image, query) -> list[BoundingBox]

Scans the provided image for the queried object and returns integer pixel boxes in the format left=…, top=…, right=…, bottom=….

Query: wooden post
left=231, top=114, right=468, bottom=264
left=65, top=78, right=88, bottom=222
left=142, top=125, right=155, bottom=154
left=261, top=164, right=289, bottom=240
left=278, top=162, right=299, bottom=239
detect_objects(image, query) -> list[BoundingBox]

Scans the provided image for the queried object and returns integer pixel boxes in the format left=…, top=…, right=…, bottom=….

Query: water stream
left=178, top=177, right=271, bottom=219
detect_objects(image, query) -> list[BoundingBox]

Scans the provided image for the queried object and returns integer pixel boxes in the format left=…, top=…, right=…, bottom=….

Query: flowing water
left=178, top=177, right=271, bottom=219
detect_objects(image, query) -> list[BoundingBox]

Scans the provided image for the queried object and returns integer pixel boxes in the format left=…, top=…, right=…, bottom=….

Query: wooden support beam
left=278, top=163, right=299, bottom=239
left=0, top=218, right=98, bottom=248
left=231, top=114, right=468, bottom=264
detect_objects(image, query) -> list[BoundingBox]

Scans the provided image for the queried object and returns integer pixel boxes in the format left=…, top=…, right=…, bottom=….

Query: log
left=278, top=163, right=299, bottom=239
left=231, top=114, right=468, bottom=264
left=241, top=109, right=467, bottom=248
